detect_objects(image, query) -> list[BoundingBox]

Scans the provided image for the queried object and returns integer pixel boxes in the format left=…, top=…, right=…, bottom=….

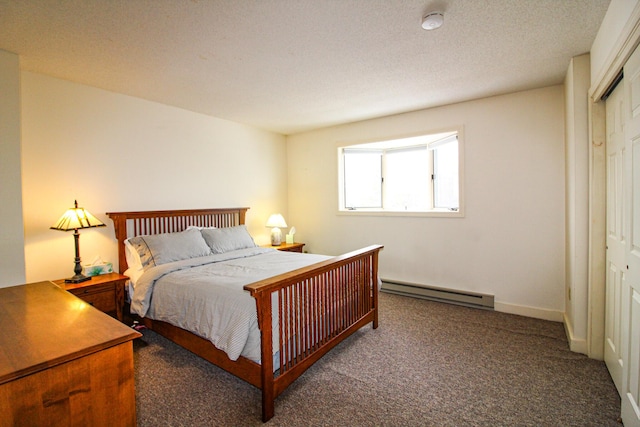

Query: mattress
left=131, top=247, right=330, bottom=363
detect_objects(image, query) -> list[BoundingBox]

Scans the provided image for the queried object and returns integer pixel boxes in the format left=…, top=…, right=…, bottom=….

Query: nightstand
left=264, top=242, right=305, bottom=253
left=54, top=272, right=127, bottom=322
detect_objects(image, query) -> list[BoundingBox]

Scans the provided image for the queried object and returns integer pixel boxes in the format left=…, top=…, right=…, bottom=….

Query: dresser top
left=0, top=281, right=141, bottom=384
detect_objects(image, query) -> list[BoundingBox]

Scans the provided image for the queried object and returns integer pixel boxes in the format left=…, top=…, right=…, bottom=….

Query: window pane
left=433, top=141, right=459, bottom=209
left=339, top=130, right=461, bottom=215
left=344, top=151, right=382, bottom=208
left=385, top=147, right=430, bottom=211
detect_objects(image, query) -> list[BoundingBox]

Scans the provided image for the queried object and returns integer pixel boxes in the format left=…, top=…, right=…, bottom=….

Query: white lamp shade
left=266, top=213, right=287, bottom=228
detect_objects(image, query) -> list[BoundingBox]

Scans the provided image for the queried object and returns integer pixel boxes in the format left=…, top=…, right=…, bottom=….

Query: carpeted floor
left=133, top=292, right=621, bottom=426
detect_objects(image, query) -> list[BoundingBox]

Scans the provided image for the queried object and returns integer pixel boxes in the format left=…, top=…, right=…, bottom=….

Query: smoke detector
left=422, top=12, right=444, bottom=30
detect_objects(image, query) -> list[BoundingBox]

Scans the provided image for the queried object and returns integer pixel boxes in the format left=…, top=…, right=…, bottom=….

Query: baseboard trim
left=563, top=312, right=588, bottom=355
left=494, top=301, right=564, bottom=322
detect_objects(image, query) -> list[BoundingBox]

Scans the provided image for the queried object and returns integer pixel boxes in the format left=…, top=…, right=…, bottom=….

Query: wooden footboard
left=245, top=244, right=383, bottom=421
left=106, top=208, right=382, bottom=422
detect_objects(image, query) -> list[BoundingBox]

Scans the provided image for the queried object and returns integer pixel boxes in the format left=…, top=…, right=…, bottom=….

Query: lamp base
left=270, top=228, right=283, bottom=246
left=65, top=274, right=91, bottom=284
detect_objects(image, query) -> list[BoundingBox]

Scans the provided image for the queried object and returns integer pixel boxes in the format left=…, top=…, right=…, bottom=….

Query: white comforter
left=130, top=247, right=330, bottom=363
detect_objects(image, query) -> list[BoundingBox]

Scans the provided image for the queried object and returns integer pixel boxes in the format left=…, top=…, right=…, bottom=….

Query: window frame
left=337, top=128, right=464, bottom=218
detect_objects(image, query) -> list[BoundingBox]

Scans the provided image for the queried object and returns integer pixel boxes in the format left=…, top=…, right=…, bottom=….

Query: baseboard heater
left=381, top=279, right=495, bottom=310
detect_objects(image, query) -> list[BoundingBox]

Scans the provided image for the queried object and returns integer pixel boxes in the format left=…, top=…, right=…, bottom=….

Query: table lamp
left=51, top=200, right=106, bottom=283
left=266, top=213, right=287, bottom=246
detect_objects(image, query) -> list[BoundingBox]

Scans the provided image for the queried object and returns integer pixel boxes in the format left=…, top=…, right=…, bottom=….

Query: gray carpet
left=133, top=292, right=621, bottom=426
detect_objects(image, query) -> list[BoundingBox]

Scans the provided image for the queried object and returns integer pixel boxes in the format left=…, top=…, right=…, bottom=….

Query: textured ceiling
left=0, top=0, right=610, bottom=135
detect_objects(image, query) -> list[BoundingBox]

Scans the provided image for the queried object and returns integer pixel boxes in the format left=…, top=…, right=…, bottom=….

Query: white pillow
left=200, top=225, right=257, bottom=254
left=124, top=266, right=144, bottom=289
left=124, top=239, right=143, bottom=272
left=128, top=228, right=212, bottom=271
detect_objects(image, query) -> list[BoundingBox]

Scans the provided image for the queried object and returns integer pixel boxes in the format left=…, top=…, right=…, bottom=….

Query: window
left=344, top=150, right=382, bottom=208
left=339, top=131, right=462, bottom=215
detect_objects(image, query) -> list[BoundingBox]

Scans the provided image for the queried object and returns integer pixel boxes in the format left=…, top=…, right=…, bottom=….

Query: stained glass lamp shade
left=50, top=200, right=106, bottom=283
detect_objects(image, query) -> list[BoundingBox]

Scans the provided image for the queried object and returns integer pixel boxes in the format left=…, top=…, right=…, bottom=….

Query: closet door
left=621, top=44, right=640, bottom=427
left=605, top=75, right=627, bottom=396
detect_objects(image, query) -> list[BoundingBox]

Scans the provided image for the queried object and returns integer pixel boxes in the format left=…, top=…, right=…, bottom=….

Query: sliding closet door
left=621, top=44, right=640, bottom=427
left=605, top=75, right=627, bottom=396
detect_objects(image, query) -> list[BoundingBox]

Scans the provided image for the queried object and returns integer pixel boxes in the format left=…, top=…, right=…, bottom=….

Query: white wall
left=287, top=86, right=566, bottom=320
left=564, top=54, right=591, bottom=354
left=21, top=72, right=287, bottom=282
left=0, top=49, right=26, bottom=288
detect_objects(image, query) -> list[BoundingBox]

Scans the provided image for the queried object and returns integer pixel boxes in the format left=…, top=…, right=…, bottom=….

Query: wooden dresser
left=0, top=281, right=141, bottom=426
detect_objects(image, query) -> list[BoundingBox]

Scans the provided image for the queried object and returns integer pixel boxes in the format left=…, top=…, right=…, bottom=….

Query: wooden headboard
left=106, top=207, right=249, bottom=274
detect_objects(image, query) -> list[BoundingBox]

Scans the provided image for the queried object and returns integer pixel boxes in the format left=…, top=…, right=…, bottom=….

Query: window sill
left=337, top=209, right=464, bottom=218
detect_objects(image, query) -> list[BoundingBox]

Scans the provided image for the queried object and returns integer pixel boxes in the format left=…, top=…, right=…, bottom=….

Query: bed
left=106, top=207, right=382, bottom=422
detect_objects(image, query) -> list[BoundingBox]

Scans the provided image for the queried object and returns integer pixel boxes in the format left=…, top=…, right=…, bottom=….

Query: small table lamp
left=51, top=200, right=106, bottom=283
left=266, top=213, right=287, bottom=246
